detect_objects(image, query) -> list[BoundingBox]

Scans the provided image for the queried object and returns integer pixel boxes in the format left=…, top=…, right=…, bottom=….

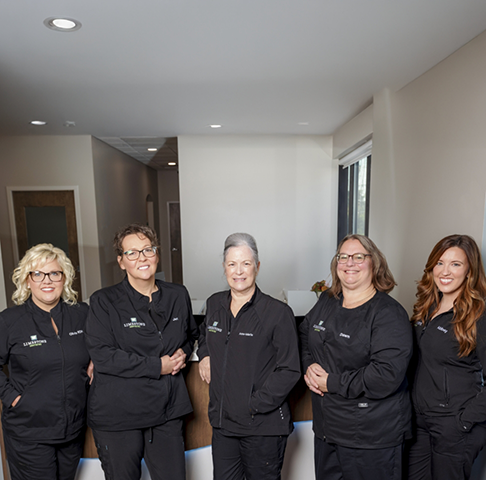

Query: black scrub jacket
left=198, top=287, right=301, bottom=436
left=300, top=291, right=413, bottom=448
left=85, top=277, right=198, bottom=431
left=0, top=299, right=90, bottom=442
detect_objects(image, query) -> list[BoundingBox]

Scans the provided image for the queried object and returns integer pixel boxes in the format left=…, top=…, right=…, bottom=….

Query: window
left=337, top=140, right=372, bottom=243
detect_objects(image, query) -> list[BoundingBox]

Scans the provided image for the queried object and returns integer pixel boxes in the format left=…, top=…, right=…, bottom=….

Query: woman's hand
left=161, top=348, right=187, bottom=376
left=304, top=363, right=329, bottom=395
left=11, top=395, right=21, bottom=407
left=87, top=360, right=94, bottom=385
left=199, top=356, right=211, bottom=384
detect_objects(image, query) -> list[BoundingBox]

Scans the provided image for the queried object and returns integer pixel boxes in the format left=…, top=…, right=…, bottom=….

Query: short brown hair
left=329, top=234, right=396, bottom=297
left=113, top=224, right=159, bottom=257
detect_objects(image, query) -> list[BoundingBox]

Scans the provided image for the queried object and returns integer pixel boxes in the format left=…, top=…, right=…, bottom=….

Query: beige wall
left=91, top=137, right=160, bottom=288
left=368, top=30, right=486, bottom=313
left=178, top=134, right=336, bottom=303
left=157, top=169, right=181, bottom=282
left=0, top=135, right=101, bottom=303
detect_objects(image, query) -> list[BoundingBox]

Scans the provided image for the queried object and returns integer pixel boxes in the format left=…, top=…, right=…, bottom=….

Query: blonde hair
left=12, top=243, right=78, bottom=305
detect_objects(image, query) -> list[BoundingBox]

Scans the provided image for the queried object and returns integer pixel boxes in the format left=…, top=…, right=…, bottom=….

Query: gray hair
left=223, top=233, right=259, bottom=265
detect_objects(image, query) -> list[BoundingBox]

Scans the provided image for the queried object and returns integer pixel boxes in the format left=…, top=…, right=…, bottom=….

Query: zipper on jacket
left=218, top=327, right=232, bottom=427
left=56, top=332, right=68, bottom=436
left=148, top=307, right=163, bottom=342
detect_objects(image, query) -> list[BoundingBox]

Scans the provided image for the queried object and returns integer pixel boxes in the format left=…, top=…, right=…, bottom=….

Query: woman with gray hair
left=198, top=232, right=300, bottom=480
left=0, top=243, right=91, bottom=480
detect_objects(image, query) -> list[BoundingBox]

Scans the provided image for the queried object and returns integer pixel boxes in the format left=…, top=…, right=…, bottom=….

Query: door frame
left=6, top=186, right=87, bottom=300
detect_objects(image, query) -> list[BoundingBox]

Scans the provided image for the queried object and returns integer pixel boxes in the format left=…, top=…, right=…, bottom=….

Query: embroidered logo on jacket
left=339, top=332, right=350, bottom=339
left=239, top=332, right=253, bottom=337
left=23, top=335, right=47, bottom=347
left=313, top=320, right=326, bottom=332
left=208, top=321, right=222, bottom=333
left=172, top=317, right=179, bottom=321
left=123, top=317, right=146, bottom=328
left=437, top=326, right=448, bottom=334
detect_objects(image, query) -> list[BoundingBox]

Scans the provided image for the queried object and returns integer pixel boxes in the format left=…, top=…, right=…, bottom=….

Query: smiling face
left=336, top=239, right=373, bottom=293
left=27, top=259, right=64, bottom=312
left=224, top=245, right=260, bottom=296
left=117, top=233, right=159, bottom=286
left=433, top=246, right=469, bottom=302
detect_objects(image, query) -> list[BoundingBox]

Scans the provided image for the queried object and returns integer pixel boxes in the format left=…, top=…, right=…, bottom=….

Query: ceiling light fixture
left=147, top=148, right=158, bottom=152
left=209, top=124, right=222, bottom=129
left=30, top=120, right=47, bottom=126
left=44, top=17, right=82, bottom=32
left=168, top=162, right=177, bottom=166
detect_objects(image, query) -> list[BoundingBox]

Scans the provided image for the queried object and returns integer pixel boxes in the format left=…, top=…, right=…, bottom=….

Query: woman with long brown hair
left=408, top=234, right=486, bottom=479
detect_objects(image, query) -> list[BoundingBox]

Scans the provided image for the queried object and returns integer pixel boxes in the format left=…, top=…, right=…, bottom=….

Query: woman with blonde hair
left=300, top=234, right=412, bottom=480
left=0, top=243, right=91, bottom=480
left=408, top=234, right=486, bottom=479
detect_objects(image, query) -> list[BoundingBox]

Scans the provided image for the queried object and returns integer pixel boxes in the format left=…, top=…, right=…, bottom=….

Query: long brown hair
left=329, top=234, right=396, bottom=297
left=411, top=234, right=486, bottom=357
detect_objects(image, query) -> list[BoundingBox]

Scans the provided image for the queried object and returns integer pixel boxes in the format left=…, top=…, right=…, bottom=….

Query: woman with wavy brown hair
left=408, top=234, right=486, bottom=480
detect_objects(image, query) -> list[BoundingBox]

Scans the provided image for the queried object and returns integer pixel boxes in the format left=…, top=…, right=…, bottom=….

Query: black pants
left=93, top=418, right=185, bottom=480
left=212, top=428, right=288, bottom=480
left=3, top=430, right=84, bottom=480
left=407, top=414, right=486, bottom=480
left=314, top=435, right=403, bottom=480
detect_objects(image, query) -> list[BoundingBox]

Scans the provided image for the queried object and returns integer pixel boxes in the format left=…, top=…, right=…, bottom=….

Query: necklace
left=342, top=288, right=376, bottom=309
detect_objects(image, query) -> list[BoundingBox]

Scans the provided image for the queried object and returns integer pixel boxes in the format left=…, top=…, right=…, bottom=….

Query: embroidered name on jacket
left=437, top=326, right=448, bottom=334
left=339, top=332, right=350, bottom=339
left=69, top=330, right=84, bottom=336
left=23, top=335, right=47, bottom=347
left=123, top=317, right=146, bottom=328
left=239, top=332, right=253, bottom=336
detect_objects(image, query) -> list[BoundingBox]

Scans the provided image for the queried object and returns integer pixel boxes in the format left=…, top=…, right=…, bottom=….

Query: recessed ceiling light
left=168, top=162, right=177, bottom=166
left=147, top=148, right=158, bottom=152
left=209, top=124, right=222, bottom=129
left=30, top=120, right=47, bottom=126
left=44, top=17, right=82, bottom=32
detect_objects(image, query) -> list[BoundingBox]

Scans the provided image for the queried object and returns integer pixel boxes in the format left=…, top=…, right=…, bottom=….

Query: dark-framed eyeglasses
left=336, top=253, right=371, bottom=264
left=29, top=271, right=64, bottom=283
left=123, top=246, right=158, bottom=261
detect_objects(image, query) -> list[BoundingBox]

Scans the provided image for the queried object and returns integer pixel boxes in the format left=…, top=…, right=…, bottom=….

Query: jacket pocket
left=440, top=368, right=450, bottom=408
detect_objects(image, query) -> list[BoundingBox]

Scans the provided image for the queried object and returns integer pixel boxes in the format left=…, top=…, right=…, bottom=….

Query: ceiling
left=1, top=1, right=486, bottom=169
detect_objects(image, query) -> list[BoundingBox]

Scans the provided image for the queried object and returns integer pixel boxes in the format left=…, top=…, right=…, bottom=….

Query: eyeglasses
left=336, top=253, right=371, bottom=264
left=29, top=271, right=64, bottom=282
left=123, top=246, right=158, bottom=261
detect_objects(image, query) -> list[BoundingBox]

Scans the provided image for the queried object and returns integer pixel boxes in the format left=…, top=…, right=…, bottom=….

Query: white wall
left=178, top=135, right=336, bottom=303
left=91, top=137, right=160, bottom=288
left=369, top=29, right=486, bottom=313
left=0, top=136, right=102, bottom=302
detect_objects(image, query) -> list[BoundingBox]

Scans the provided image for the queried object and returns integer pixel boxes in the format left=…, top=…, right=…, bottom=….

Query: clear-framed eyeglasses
left=123, top=246, right=158, bottom=261
left=336, top=253, right=371, bottom=264
left=29, top=271, right=64, bottom=282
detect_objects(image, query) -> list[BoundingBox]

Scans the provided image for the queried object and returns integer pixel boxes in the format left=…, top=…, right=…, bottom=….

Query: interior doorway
left=168, top=202, right=183, bottom=284
left=9, top=189, right=83, bottom=299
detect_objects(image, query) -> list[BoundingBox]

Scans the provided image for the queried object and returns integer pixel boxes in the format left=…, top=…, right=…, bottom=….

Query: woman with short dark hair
left=86, top=223, right=198, bottom=480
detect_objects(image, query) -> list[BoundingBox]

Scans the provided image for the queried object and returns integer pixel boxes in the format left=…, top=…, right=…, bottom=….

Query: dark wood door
left=12, top=190, right=82, bottom=298
left=169, top=202, right=183, bottom=284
